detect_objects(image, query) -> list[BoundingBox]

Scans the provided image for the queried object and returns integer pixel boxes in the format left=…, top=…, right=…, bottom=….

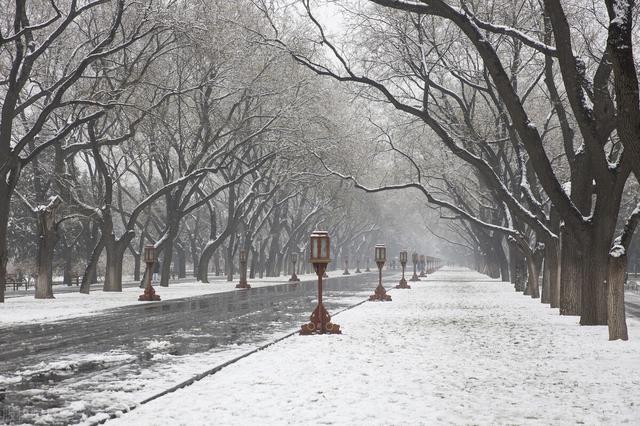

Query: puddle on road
left=0, top=274, right=384, bottom=425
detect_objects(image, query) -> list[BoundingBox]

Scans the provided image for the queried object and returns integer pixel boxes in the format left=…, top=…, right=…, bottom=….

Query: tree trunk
left=543, top=239, right=560, bottom=307
left=510, top=246, right=527, bottom=292
left=496, top=241, right=510, bottom=282
left=266, top=234, right=280, bottom=277
left=198, top=242, right=216, bottom=283
left=62, top=238, right=73, bottom=286
left=226, top=240, right=235, bottom=282
left=103, top=237, right=131, bottom=292
left=176, top=244, right=187, bottom=278
left=103, top=242, right=123, bottom=292
left=607, top=252, right=628, bottom=340
left=35, top=198, right=62, bottom=299
left=0, top=180, right=9, bottom=303
left=190, top=239, right=199, bottom=278
left=214, top=250, right=221, bottom=276
left=132, top=249, right=141, bottom=282
left=249, top=246, right=258, bottom=279
left=81, top=234, right=105, bottom=294
left=524, top=254, right=540, bottom=298
left=258, top=239, right=267, bottom=279
left=581, top=229, right=612, bottom=326
left=160, top=235, right=175, bottom=287
left=559, top=227, right=582, bottom=316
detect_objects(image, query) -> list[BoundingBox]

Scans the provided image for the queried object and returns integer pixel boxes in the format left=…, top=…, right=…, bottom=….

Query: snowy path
left=109, top=267, right=640, bottom=426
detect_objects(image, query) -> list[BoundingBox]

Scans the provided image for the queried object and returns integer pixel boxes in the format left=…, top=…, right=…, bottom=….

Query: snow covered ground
left=0, top=270, right=354, bottom=325
left=109, top=267, right=640, bottom=426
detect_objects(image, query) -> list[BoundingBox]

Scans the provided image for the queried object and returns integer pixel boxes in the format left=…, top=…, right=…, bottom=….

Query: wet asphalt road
left=0, top=272, right=391, bottom=425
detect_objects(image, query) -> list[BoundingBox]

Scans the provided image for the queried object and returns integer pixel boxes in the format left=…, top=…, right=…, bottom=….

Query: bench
left=6, top=273, right=27, bottom=291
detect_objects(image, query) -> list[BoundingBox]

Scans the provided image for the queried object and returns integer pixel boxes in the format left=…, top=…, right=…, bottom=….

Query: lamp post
left=369, top=244, right=392, bottom=301
left=409, top=252, right=421, bottom=281
left=419, top=254, right=426, bottom=277
left=236, top=249, right=251, bottom=289
left=289, top=252, right=300, bottom=283
left=300, top=231, right=341, bottom=335
left=139, top=245, right=161, bottom=301
left=355, top=257, right=362, bottom=273
left=342, top=253, right=350, bottom=275
left=396, top=250, right=410, bottom=289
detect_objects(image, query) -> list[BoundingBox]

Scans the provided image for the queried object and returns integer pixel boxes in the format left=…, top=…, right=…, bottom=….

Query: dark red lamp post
left=396, top=249, right=411, bottom=289
left=289, top=252, right=300, bottom=283
left=300, top=231, right=341, bottom=335
left=409, top=251, right=421, bottom=281
left=236, top=249, right=251, bottom=289
left=139, top=245, right=161, bottom=301
left=370, top=244, right=392, bottom=301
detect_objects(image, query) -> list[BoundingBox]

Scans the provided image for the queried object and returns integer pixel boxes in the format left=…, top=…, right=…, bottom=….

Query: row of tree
left=260, top=0, right=640, bottom=340
left=0, top=0, right=393, bottom=304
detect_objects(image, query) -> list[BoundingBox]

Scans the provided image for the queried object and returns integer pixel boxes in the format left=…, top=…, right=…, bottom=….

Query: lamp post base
left=419, top=271, right=427, bottom=277
left=289, top=273, right=300, bottom=282
left=395, top=278, right=411, bottom=289
left=409, top=273, right=421, bottom=282
left=342, top=270, right=350, bottom=275
left=138, top=285, right=161, bottom=301
left=300, top=302, right=341, bottom=334
left=236, top=282, right=251, bottom=289
left=369, top=283, right=392, bottom=301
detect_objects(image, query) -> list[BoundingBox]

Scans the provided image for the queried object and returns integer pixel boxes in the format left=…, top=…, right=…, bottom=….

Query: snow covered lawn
left=0, top=270, right=353, bottom=325
left=111, top=267, right=640, bottom=425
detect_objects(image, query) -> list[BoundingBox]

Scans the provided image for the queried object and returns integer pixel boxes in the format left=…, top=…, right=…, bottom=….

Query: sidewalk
left=0, top=270, right=360, bottom=325
left=109, top=267, right=640, bottom=425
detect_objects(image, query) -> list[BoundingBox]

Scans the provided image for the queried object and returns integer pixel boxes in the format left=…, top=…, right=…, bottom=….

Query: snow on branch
left=460, top=3, right=557, bottom=57
left=312, top=152, right=521, bottom=239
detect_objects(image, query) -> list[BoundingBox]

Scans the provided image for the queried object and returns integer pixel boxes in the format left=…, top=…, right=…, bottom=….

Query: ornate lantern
left=375, top=244, right=386, bottom=265
left=310, top=231, right=330, bottom=264
left=396, top=249, right=410, bottom=289
left=301, top=231, right=340, bottom=335
left=399, top=250, right=408, bottom=265
left=139, top=244, right=160, bottom=301
left=370, top=244, right=391, bottom=301
left=289, top=252, right=300, bottom=283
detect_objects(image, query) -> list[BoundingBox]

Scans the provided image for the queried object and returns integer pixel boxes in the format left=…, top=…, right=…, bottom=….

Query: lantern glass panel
left=310, top=231, right=330, bottom=263
left=144, top=245, right=155, bottom=263
left=320, top=238, right=328, bottom=259
left=311, top=237, right=319, bottom=260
